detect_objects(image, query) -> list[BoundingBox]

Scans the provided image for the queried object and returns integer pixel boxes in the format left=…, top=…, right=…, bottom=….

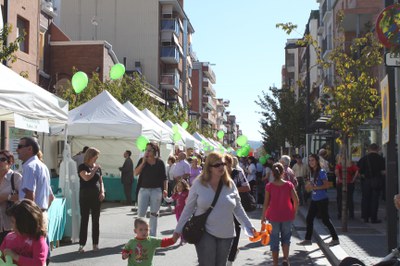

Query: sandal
left=282, top=259, right=290, bottom=266
left=78, top=245, right=85, bottom=253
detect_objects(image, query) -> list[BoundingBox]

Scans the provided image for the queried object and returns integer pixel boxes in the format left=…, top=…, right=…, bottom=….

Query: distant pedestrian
left=119, top=150, right=134, bottom=205
left=262, top=162, right=298, bottom=266
left=335, top=155, right=359, bottom=220
left=166, top=155, right=177, bottom=212
left=357, top=143, right=385, bottom=223
left=189, top=157, right=202, bottom=186
left=72, top=146, right=89, bottom=170
left=279, top=155, right=298, bottom=187
left=172, top=152, right=191, bottom=182
left=122, top=218, right=176, bottom=266
left=292, top=154, right=308, bottom=205
left=298, top=154, right=339, bottom=247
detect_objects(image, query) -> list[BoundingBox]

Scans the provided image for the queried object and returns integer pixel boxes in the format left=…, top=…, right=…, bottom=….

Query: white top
left=292, top=163, right=308, bottom=178
left=175, top=179, right=254, bottom=238
left=19, top=155, right=51, bottom=209
left=172, top=160, right=190, bottom=179
left=246, top=164, right=257, bottom=182
left=166, top=163, right=176, bottom=181
left=0, top=170, right=22, bottom=231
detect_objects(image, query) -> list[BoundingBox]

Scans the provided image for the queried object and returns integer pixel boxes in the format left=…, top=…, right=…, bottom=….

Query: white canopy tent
left=0, top=63, right=68, bottom=131
left=193, top=132, right=219, bottom=153
left=141, top=108, right=185, bottom=147
left=164, top=120, right=202, bottom=152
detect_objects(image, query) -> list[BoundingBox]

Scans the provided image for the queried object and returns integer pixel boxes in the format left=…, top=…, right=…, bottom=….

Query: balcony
left=202, top=78, right=216, bottom=97
left=202, top=112, right=217, bottom=125
left=202, top=64, right=216, bottom=83
left=161, top=19, right=180, bottom=37
left=203, top=96, right=217, bottom=111
left=41, top=0, right=56, bottom=17
left=217, top=112, right=227, bottom=123
left=321, top=0, right=332, bottom=24
left=321, top=35, right=332, bottom=59
left=160, top=73, right=179, bottom=93
left=161, top=46, right=180, bottom=64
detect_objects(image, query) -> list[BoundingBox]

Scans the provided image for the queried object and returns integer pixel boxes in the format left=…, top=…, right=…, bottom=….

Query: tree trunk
left=341, top=136, right=348, bottom=232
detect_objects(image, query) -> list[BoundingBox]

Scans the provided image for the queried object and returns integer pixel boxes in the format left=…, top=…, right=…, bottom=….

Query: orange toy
left=249, top=223, right=272, bottom=245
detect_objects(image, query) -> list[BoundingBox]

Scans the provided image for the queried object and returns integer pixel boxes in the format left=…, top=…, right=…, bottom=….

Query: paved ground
left=50, top=183, right=391, bottom=266
left=50, top=203, right=329, bottom=265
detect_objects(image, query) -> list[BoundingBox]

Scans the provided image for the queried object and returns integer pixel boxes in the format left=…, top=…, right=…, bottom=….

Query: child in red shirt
left=0, top=199, right=48, bottom=266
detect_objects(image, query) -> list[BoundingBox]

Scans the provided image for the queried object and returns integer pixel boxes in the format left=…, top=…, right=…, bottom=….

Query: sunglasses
left=0, top=157, right=7, bottom=162
left=17, top=144, right=29, bottom=149
left=211, top=162, right=226, bottom=168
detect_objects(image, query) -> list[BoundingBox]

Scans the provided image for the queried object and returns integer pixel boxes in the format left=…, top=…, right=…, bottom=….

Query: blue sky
left=185, top=1, right=319, bottom=141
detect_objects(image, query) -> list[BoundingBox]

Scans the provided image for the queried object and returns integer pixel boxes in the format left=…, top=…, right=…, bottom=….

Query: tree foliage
left=256, top=86, right=315, bottom=153
left=0, top=24, right=24, bottom=63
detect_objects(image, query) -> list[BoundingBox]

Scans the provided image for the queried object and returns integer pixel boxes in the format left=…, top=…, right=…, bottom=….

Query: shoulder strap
left=210, top=180, right=223, bottom=208
left=11, top=173, right=15, bottom=192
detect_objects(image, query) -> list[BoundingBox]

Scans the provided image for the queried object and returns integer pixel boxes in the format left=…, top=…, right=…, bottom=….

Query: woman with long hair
left=77, top=147, right=105, bottom=253
left=135, top=142, right=167, bottom=237
left=173, top=152, right=255, bottom=266
left=298, top=154, right=339, bottom=246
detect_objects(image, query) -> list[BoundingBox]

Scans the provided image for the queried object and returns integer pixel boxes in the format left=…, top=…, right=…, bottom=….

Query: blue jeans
left=137, top=188, right=162, bottom=236
left=270, top=221, right=292, bottom=252
left=195, top=231, right=234, bottom=266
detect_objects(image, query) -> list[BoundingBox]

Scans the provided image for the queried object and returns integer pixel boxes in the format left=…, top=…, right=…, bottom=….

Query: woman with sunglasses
left=0, top=150, right=22, bottom=245
left=135, top=142, right=167, bottom=237
left=173, top=152, right=255, bottom=266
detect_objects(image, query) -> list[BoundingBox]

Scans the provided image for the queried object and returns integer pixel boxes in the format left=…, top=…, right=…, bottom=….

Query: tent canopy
left=164, top=120, right=202, bottom=151
left=0, top=64, right=68, bottom=128
left=123, top=102, right=170, bottom=143
left=141, top=108, right=184, bottom=146
left=67, top=90, right=144, bottom=138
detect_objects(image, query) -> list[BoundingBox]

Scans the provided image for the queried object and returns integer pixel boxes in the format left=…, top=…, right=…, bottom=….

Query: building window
left=17, top=16, right=29, bottom=53
left=39, top=32, right=45, bottom=70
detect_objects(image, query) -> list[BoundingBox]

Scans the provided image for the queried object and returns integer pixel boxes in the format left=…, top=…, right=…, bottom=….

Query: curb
left=297, top=205, right=350, bottom=266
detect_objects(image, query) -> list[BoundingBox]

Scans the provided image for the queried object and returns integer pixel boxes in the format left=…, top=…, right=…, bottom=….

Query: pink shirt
left=0, top=232, right=48, bottom=266
left=265, top=181, right=295, bottom=222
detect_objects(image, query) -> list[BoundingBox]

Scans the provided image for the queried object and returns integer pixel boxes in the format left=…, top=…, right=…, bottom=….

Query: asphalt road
left=50, top=203, right=329, bottom=266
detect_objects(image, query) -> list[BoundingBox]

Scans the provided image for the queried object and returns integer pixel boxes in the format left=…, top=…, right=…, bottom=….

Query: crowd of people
left=0, top=138, right=389, bottom=266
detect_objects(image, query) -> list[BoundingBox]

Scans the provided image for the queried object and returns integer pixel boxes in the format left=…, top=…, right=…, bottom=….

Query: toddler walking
left=163, top=179, right=189, bottom=222
left=122, top=218, right=177, bottom=265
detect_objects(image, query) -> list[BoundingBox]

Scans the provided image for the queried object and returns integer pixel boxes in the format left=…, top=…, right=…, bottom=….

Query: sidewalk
left=296, top=185, right=388, bottom=266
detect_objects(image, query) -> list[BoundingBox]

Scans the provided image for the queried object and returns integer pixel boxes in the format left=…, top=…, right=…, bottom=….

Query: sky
left=185, top=1, right=320, bottom=142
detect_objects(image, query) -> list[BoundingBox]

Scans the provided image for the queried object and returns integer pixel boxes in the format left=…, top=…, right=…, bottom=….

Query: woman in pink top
left=0, top=199, right=48, bottom=266
left=261, top=163, right=299, bottom=266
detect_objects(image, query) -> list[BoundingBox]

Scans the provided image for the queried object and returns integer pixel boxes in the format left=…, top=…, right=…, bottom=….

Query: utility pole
left=1, top=0, right=9, bottom=150
left=384, top=0, right=399, bottom=253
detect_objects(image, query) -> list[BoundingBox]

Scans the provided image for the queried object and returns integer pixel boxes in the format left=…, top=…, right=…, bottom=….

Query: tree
left=0, top=24, right=24, bottom=63
left=256, top=85, right=317, bottom=154
left=278, top=13, right=383, bottom=231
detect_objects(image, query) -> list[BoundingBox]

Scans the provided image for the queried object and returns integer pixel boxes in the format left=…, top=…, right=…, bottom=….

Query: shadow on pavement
left=50, top=244, right=124, bottom=263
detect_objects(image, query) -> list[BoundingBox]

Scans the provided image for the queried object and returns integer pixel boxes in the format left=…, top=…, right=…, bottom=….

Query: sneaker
left=327, top=239, right=340, bottom=246
left=93, top=244, right=99, bottom=251
left=297, top=240, right=312, bottom=245
left=282, top=259, right=290, bottom=266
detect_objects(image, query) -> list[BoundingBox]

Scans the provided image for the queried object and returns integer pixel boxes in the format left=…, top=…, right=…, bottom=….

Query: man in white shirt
left=292, top=154, right=309, bottom=205
left=172, top=152, right=190, bottom=181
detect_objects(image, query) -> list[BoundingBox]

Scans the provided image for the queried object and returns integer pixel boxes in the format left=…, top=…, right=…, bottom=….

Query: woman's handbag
left=182, top=180, right=223, bottom=244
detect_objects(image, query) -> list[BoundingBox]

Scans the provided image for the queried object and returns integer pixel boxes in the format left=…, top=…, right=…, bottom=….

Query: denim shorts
left=270, top=221, right=292, bottom=252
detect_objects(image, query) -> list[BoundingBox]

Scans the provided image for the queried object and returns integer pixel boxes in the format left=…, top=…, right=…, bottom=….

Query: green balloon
left=110, top=63, right=126, bottom=80
left=172, top=125, right=179, bottom=133
left=173, top=132, right=182, bottom=142
left=259, top=156, right=267, bottom=165
left=181, top=121, right=188, bottom=130
left=236, top=135, right=248, bottom=147
left=72, top=71, right=88, bottom=94
left=136, top=135, right=149, bottom=151
left=217, top=130, right=224, bottom=139
left=236, top=148, right=243, bottom=157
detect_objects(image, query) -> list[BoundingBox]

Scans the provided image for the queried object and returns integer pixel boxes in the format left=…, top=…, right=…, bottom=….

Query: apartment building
left=1, top=0, right=41, bottom=82
left=191, top=61, right=217, bottom=130
left=283, top=39, right=301, bottom=99
left=53, top=0, right=194, bottom=105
